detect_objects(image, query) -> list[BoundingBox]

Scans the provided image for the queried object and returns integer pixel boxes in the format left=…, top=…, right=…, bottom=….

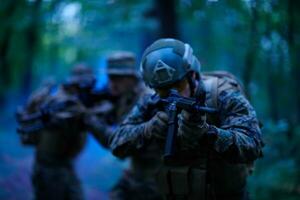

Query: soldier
left=83, top=51, right=150, bottom=149
left=80, top=51, right=155, bottom=199
left=109, top=38, right=264, bottom=200
left=16, top=64, right=107, bottom=200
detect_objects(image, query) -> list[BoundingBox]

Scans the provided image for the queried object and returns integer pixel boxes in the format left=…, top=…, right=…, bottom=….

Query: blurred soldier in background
left=16, top=51, right=151, bottom=200
left=109, top=39, right=264, bottom=200
left=96, top=51, right=159, bottom=200
left=16, top=64, right=108, bottom=200
left=83, top=51, right=150, bottom=148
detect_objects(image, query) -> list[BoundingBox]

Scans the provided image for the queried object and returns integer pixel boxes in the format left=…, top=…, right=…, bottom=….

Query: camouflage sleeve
left=84, top=114, right=111, bottom=149
left=209, top=89, right=263, bottom=163
left=16, top=83, right=56, bottom=145
left=25, top=81, right=57, bottom=112
left=109, top=95, right=151, bottom=158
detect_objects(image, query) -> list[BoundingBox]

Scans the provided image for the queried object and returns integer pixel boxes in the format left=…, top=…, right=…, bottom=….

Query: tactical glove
left=178, top=110, right=209, bottom=149
left=143, top=111, right=169, bottom=140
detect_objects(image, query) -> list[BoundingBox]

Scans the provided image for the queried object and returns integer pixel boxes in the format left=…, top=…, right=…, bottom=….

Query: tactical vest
left=156, top=71, right=251, bottom=200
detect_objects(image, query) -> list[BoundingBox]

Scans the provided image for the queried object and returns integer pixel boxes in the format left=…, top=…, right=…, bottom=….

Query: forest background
left=0, top=0, right=299, bottom=199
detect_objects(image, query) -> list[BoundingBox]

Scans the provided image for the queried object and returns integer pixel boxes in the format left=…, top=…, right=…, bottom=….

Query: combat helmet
left=107, top=51, right=139, bottom=77
left=140, top=38, right=201, bottom=89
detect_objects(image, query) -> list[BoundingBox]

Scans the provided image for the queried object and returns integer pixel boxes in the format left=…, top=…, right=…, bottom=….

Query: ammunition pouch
left=156, top=159, right=207, bottom=200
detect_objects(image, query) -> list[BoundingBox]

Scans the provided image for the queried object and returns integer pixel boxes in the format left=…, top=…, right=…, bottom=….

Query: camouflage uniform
left=17, top=65, right=99, bottom=200
left=91, top=51, right=159, bottom=200
left=29, top=86, right=86, bottom=200
left=109, top=39, right=264, bottom=200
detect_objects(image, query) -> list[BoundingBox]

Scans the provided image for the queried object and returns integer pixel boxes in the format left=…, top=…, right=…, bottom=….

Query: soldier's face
left=109, top=75, right=137, bottom=96
left=156, top=79, right=190, bottom=97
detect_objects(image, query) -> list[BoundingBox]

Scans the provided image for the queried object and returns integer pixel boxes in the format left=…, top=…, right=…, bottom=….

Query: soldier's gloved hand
left=178, top=110, right=209, bottom=149
left=143, top=111, right=169, bottom=140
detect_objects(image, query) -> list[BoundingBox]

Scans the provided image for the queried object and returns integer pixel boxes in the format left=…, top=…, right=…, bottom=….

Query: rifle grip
left=164, top=102, right=178, bottom=162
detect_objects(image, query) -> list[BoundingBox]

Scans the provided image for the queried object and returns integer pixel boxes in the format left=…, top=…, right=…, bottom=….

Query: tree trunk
left=0, top=0, right=17, bottom=105
left=266, top=54, right=280, bottom=122
left=242, top=0, right=259, bottom=99
left=288, top=0, right=300, bottom=123
left=22, top=0, right=42, bottom=95
left=140, top=0, right=180, bottom=58
left=287, top=0, right=300, bottom=188
left=154, top=0, right=179, bottom=39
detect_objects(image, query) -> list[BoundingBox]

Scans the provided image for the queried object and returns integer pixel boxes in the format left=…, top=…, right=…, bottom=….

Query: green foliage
left=249, top=121, right=300, bottom=200
left=0, top=0, right=299, bottom=198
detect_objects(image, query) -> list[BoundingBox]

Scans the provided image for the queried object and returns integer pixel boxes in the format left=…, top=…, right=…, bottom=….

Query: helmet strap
left=187, top=72, right=196, bottom=97
left=193, top=76, right=206, bottom=105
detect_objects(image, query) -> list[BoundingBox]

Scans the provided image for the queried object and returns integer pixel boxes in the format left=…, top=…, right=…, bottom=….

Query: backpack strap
left=202, top=71, right=245, bottom=110
left=204, top=71, right=246, bottom=96
left=202, top=75, right=219, bottom=109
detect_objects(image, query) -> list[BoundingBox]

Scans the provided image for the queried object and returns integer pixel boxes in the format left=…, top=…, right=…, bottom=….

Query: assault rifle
left=16, top=99, right=79, bottom=134
left=153, top=89, right=218, bottom=163
left=17, top=79, right=118, bottom=135
left=63, top=76, right=118, bottom=107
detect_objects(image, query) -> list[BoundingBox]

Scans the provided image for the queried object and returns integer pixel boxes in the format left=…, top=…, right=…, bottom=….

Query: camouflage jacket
left=17, top=84, right=89, bottom=162
left=109, top=76, right=264, bottom=195
left=85, top=83, right=152, bottom=149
